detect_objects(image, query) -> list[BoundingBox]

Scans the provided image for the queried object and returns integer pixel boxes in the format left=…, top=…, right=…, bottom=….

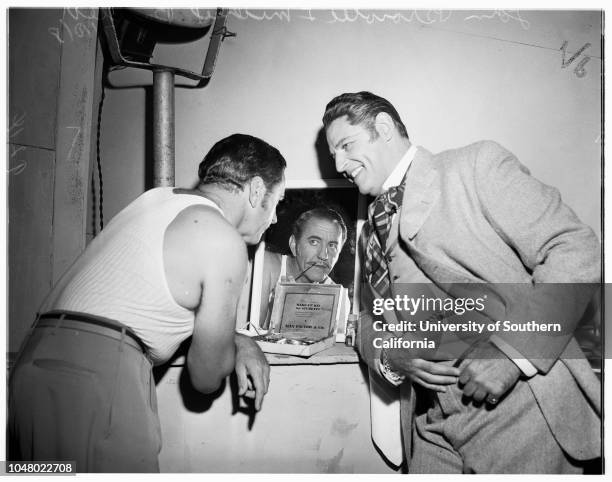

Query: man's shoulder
left=171, top=202, right=230, bottom=230
left=434, top=140, right=511, bottom=164
left=168, top=203, right=243, bottom=253
left=162, top=198, right=246, bottom=292
left=431, top=140, right=519, bottom=178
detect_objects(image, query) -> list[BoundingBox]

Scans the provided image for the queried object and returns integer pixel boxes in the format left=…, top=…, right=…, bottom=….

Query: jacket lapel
left=398, top=147, right=440, bottom=241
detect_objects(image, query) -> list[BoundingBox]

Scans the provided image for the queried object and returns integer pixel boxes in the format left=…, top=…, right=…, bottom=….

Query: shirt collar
left=381, top=144, right=417, bottom=191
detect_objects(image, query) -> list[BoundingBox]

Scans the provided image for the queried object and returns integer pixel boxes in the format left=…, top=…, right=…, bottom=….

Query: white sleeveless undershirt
left=53, top=187, right=225, bottom=364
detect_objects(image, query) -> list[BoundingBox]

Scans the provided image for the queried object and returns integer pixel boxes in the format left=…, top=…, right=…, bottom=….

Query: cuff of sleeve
left=489, top=334, right=538, bottom=377
left=378, top=351, right=406, bottom=386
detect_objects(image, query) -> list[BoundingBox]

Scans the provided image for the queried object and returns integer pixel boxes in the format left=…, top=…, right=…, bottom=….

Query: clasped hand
left=384, top=347, right=460, bottom=392
left=457, top=340, right=521, bottom=404
left=385, top=340, right=521, bottom=404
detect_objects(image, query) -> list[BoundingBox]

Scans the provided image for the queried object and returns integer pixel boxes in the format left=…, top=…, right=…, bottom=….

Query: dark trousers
left=8, top=312, right=162, bottom=472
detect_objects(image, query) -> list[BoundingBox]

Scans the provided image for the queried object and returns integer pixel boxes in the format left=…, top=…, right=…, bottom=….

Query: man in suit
left=322, top=91, right=601, bottom=473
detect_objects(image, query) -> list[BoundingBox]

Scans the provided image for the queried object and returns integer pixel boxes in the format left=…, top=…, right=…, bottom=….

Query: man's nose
left=334, top=151, right=348, bottom=174
left=271, top=212, right=278, bottom=224
left=318, top=246, right=329, bottom=260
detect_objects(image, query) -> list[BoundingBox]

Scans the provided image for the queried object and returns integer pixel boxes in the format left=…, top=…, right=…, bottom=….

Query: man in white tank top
left=9, top=134, right=286, bottom=472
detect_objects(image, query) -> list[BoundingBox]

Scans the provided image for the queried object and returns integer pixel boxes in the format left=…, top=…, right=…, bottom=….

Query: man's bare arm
left=165, top=205, right=248, bottom=393
left=191, top=219, right=247, bottom=392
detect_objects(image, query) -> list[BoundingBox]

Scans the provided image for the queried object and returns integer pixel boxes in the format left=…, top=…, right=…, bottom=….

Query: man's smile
left=350, top=165, right=364, bottom=179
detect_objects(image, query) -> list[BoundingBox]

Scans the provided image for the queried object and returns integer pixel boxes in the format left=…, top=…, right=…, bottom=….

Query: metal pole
left=153, top=69, right=175, bottom=187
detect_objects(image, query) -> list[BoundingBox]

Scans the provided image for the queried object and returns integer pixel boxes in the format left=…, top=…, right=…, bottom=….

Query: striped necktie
left=365, top=183, right=405, bottom=297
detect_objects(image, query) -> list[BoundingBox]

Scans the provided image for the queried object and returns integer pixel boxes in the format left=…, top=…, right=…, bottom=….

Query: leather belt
left=37, top=310, right=148, bottom=354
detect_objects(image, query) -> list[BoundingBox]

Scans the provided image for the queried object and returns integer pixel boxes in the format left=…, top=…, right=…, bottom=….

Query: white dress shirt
left=381, top=143, right=418, bottom=191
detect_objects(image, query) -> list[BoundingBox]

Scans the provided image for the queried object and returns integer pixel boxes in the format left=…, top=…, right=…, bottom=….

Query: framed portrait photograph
left=247, top=179, right=368, bottom=340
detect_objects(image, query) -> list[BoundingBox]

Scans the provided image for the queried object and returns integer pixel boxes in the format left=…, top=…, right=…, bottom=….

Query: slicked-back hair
left=322, top=91, right=409, bottom=139
left=198, top=133, right=286, bottom=192
left=292, top=208, right=348, bottom=244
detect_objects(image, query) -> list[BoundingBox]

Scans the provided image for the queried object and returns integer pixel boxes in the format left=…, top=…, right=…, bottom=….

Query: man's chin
left=246, top=233, right=263, bottom=245
left=306, top=269, right=330, bottom=283
left=357, top=183, right=375, bottom=196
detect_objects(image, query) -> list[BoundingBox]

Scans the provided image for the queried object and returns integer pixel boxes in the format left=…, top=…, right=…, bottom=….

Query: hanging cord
left=96, top=84, right=105, bottom=232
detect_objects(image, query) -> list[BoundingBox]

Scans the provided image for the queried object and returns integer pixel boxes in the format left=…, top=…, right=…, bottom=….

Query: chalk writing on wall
left=9, top=146, right=27, bottom=176
left=464, top=10, right=530, bottom=30
left=8, top=111, right=25, bottom=139
left=66, top=126, right=82, bottom=162
left=8, top=111, right=27, bottom=176
left=65, top=125, right=86, bottom=203
left=44, top=8, right=536, bottom=47
left=223, top=9, right=532, bottom=27
left=146, top=8, right=214, bottom=23
left=48, top=8, right=98, bottom=44
left=560, top=41, right=592, bottom=78
left=108, top=8, right=535, bottom=29
left=147, top=9, right=458, bottom=26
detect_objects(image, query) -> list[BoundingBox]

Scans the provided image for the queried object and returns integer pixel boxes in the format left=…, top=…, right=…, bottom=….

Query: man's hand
left=385, top=349, right=460, bottom=391
left=458, top=341, right=521, bottom=404
left=234, top=333, right=270, bottom=411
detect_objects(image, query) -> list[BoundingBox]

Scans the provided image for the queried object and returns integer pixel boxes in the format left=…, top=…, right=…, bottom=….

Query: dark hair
left=292, top=208, right=347, bottom=244
left=322, top=91, right=409, bottom=139
left=198, top=134, right=286, bottom=191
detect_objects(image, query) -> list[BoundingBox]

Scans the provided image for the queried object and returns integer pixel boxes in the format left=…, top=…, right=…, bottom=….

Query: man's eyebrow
left=333, top=134, right=353, bottom=149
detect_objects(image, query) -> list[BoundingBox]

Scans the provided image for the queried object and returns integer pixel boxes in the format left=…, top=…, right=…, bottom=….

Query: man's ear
left=374, top=112, right=394, bottom=142
left=248, top=176, right=266, bottom=208
left=289, top=234, right=297, bottom=256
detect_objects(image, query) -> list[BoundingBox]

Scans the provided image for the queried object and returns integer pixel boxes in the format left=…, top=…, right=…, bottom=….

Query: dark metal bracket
left=99, top=7, right=231, bottom=87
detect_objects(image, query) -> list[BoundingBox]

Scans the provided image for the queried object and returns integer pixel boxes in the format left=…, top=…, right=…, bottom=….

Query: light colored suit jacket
left=357, top=140, right=601, bottom=463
